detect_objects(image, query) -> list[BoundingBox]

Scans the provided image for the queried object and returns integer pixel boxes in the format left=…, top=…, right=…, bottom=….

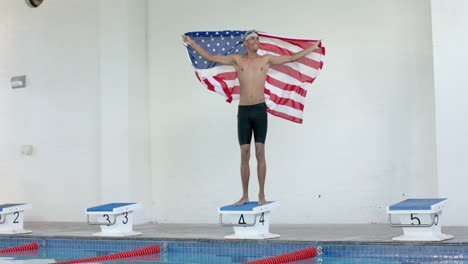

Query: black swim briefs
left=237, top=102, right=268, bottom=145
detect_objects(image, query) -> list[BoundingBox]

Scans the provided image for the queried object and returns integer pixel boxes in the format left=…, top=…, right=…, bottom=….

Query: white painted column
left=99, top=0, right=153, bottom=223
left=432, top=0, right=468, bottom=225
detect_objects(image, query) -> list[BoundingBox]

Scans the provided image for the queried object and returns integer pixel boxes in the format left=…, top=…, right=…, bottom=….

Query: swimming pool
left=1, top=237, right=468, bottom=263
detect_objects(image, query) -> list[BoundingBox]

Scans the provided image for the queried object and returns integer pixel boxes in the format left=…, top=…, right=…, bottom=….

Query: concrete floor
left=2, top=222, right=468, bottom=244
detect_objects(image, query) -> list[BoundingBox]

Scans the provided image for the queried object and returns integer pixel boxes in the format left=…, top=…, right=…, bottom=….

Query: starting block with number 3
left=387, top=198, right=453, bottom=241
left=218, top=201, right=280, bottom=239
left=0, top=203, right=32, bottom=234
left=86, top=203, right=142, bottom=237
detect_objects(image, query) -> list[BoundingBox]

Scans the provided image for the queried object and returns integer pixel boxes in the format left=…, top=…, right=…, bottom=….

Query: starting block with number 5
left=0, top=203, right=32, bottom=234
left=86, top=203, right=142, bottom=237
left=387, top=198, right=453, bottom=241
left=218, top=201, right=280, bottom=239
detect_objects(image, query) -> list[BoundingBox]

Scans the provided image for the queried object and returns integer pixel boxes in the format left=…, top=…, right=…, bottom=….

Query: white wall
left=0, top=0, right=153, bottom=223
left=0, top=0, right=442, bottom=224
left=149, top=0, right=437, bottom=224
left=432, top=0, right=468, bottom=225
left=98, top=0, right=154, bottom=224
left=0, top=0, right=101, bottom=221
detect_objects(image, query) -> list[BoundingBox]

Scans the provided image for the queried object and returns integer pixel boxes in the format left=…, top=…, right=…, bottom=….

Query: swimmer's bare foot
left=258, top=193, right=267, bottom=205
left=234, top=196, right=249, bottom=206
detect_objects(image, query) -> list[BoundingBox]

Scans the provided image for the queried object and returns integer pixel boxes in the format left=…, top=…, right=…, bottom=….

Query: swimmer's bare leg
left=256, top=142, right=267, bottom=205
left=235, top=144, right=251, bottom=206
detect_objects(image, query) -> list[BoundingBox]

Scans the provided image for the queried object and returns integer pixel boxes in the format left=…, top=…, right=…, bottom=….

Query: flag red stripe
left=270, top=64, right=316, bottom=83
left=203, top=79, right=215, bottom=92
left=213, top=76, right=233, bottom=102
left=281, top=39, right=325, bottom=54
left=266, top=76, right=307, bottom=97
left=260, top=43, right=322, bottom=69
left=263, top=37, right=325, bottom=56
left=229, top=85, right=240, bottom=95
left=261, top=41, right=321, bottom=56
left=269, top=94, right=304, bottom=111
left=282, top=39, right=314, bottom=49
left=195, top=72, right=202, bottom=82
left=258, top=33, right=316, bottom=43
left=267, top=108, right=303, bottom=124
left=216, top=71, right=238, bottom=80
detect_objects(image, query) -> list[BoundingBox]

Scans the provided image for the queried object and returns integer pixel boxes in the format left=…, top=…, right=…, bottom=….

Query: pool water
left=1, top=238, right=468, bottom=264
left=1, top=251, right=468, bottom=264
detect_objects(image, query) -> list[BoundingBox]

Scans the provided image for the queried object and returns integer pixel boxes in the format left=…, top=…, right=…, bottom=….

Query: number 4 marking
left=259, top=212, right=265, bottom=226
left=238, top=214, right=246, bottom=225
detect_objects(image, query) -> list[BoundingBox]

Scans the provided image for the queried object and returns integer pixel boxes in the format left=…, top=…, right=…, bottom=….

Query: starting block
left=0, top=203, right=32, bottom=234
left=387, top=198, right=453, bottom=241
left=86, top=203, right=142, bottom=237
left=218, top=201, right=280, bottom=239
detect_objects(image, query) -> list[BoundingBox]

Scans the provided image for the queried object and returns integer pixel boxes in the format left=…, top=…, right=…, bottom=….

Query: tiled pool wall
left=1, top=237, right=468, bottom=260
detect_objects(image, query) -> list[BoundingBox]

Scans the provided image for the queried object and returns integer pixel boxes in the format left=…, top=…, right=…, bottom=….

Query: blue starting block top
left=0, top=204, right=25, bottom=211
left=387, top=199, right=448, bottom=214
left=220, top=202, right=274, bottom=211
left=389, top=199, right=447, bottom=211
left=87, top=203, right=137, bottom=212
left=218, top=201, right=280, bottom=214
left=0, top=203, right=32, bottom=214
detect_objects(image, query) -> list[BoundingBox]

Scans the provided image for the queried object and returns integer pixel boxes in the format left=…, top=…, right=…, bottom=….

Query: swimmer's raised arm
left=268, top=40, right=321, bottom=65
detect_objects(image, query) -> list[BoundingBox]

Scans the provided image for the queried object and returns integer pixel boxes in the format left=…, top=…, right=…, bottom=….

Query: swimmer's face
left=244, top=36, right=260, bottom=51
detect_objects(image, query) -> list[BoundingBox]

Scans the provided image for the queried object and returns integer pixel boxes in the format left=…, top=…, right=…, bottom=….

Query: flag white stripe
left=265, top=83, right=306, bottom=104
left=261, top=50, right=321, bottom=77
left=266, top=101, right=304, bottom=119
left=195, top=65, right=236, bottom=79
left=260, top=38, right=308, bottom=53
left=206, top=76, right=226, bottom=96
left=267, top=68, right=316, bottom=87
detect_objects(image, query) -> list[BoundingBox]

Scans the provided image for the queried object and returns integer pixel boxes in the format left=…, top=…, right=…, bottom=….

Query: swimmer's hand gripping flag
left=183, top=30, right=325, bottom=124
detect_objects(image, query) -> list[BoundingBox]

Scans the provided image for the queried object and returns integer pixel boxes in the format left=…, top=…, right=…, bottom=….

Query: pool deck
left=2, top=222, right=468, bottom=244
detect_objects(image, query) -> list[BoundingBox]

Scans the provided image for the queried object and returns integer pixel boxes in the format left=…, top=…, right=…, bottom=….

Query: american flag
left=184, top=30, right=325, bottom=123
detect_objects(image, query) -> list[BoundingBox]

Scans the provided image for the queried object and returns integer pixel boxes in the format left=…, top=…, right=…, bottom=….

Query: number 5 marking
left=410, top=213, right=421, bottom=225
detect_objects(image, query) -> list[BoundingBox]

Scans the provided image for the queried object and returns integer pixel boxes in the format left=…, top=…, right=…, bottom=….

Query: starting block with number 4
left=218, top=201, right=280, bottom=239
left=0, top=203, right=32, bottom=234
left=387, top=198, right=453, bottom=241
left=86, top=203, right=142, bottom=237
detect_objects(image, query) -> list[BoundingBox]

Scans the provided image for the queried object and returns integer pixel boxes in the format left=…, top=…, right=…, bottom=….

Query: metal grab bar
left=86, top=214, right=117, bottom=226
left=0, top=213, right=6, bottom=224
left=388, top=213, right=439, bottom=227
left=219, top=213, right=258, bottom=227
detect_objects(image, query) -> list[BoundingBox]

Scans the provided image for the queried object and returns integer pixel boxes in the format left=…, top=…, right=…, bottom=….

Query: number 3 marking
left=122, top=212, right=129, bottom=224
left=103, top=214, right=111, bottom=225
